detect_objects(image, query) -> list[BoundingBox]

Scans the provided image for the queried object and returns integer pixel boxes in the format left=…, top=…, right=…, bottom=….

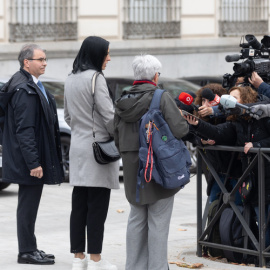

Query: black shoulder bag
left=91, top=72, right=120, bottom=164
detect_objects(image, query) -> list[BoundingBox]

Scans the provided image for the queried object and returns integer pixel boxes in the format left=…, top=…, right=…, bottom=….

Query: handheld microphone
left=178, top=92, right=199, bottom=111
left=201, top=88, right=220, bottom=106
left=220, top=95, right=263, bottom=117
left=225, top=54, right=241, bottom=62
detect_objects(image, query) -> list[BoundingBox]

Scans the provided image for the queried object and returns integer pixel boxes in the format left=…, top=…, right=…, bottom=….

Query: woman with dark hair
left=194, top=83, right=227, bottom=120
left=64, top=36, right=119, bottom=270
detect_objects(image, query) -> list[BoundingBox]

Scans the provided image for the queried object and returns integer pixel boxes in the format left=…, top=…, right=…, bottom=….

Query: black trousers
left=70, top=186, right=111, bottom=254
left=17, top=184, right=44, bottom=253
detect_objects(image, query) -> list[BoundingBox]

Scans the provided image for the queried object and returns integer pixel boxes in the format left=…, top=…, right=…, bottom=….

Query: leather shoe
left=18, top=251, right=55, bottom=265
left=38, top=249, right=55, bottom=259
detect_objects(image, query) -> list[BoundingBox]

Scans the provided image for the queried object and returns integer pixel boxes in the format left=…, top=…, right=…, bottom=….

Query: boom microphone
left=178, top=92, right=199, bottom=111
left=201, top=88, right=220, bottom=106
left=225, top=54, right=241, bottom=62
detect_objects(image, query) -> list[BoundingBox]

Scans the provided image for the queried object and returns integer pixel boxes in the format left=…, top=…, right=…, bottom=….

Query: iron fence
left=123, top=0, right=181, bottom=39
left=196, top=145, right=270, bottom=267
left=9, top=0, right=78, bottom=42
left=219, top=0, right=269, bottom=36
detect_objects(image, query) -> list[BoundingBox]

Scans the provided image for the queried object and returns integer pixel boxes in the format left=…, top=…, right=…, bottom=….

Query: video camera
left=223, top=34, right=270, bottom=89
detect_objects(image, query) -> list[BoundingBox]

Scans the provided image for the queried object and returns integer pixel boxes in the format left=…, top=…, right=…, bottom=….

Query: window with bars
left=219, top=0, right=269, bottom=37
left=9, top=0, right=78, bottom=42
left=123, top=0, right=181, bottom=39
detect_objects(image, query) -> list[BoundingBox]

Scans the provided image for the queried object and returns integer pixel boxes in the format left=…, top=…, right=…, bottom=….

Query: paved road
left=0, top=174, right=260, bottom=270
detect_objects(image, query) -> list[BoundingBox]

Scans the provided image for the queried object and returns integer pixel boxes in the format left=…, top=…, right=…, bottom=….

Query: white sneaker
left=72, top=256, right=88, bottom=270
left=87, top=259, right=118, bottom=270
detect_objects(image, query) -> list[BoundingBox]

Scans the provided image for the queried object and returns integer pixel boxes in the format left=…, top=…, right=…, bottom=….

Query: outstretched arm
left=250, top=104, right=270, bottom=120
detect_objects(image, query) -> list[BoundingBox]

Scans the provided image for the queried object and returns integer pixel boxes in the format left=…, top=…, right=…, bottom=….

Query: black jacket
left=183, top=117, right=242, bottom=196
left=193, top=116, right=270, bottom=204
left=0, top=69, right=64, bottom=185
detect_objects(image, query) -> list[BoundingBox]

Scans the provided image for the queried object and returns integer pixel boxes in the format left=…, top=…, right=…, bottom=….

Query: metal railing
left=9, top=0, right=78, bottom=42
left=196, top=145, right=270, bottom=267
left=219, top=0, right=269, bottom=37
left=123, top=0, right=181, bottom=39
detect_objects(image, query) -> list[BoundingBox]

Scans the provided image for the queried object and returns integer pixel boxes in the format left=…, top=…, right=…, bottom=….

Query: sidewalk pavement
left=0, top=174, right=260, bottom=270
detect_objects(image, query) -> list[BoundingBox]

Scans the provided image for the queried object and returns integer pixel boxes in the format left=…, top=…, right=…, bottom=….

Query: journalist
left=192, top=84, right=242, bottom=205
left=114, top=54, right=188, bottom=270
left=185, top=86, right=270, bottom=252
left=194, top=84, right=227, bottom=119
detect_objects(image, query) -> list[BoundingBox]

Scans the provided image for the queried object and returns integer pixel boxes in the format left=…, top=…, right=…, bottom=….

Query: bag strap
left=91, top=72, right=101, bottom=140
left=142, top=89, right=164, bottom=183
left=149, top=89, right=164, bottom=110
left=144, top=121, right=154, bottom=183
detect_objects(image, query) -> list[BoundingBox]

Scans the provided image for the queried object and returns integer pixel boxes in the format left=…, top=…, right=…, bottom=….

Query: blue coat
left=0, top=69, right=64, bottom=185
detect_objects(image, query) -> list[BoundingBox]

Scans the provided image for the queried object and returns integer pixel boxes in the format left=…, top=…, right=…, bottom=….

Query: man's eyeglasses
left=27, top=58, right=48, bottom=63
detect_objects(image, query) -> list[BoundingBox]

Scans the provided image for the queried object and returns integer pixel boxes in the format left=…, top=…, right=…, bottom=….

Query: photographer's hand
left=235, top=77, right=244, bottom=86
left=248, top=72, right=263, bottom=89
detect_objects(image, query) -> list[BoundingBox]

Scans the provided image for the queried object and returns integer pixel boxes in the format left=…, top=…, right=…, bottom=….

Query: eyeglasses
left=158, top=72, right=161, bottom=77
left=27, top=58, right=48, bottom=63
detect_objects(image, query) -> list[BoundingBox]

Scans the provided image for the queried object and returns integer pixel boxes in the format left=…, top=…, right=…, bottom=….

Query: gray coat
left=64, top=69, right=119, bottom=189
left=114, top=83, right=189, bottom=205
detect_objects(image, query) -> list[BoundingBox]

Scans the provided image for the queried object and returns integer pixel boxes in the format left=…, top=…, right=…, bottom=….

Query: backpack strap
left=149, top=89, right=164, bottom=110
left=144, top=121, right=154, bottom=183
left=135, top=89, right=164, bottom=203
left=143, top=89, right=164, bottom=183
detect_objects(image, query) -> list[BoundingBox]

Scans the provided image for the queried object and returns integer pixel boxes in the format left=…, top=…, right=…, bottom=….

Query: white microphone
left=220, top=95, right=249, bottom=110
left=220, top=95, right=263, bottom=117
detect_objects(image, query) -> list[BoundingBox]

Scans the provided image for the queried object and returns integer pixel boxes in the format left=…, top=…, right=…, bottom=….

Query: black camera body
left=223, top=34, right=270, bottom=89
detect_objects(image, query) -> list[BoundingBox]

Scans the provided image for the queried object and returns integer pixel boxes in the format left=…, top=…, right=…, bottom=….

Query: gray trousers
left=125, top=196, right=174, bottom=270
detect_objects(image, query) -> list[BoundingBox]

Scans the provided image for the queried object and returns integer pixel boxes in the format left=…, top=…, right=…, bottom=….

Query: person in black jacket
left=185, top=85, right=270, bottom=249
left=0, top=44, right=64, bottom=265
left=182, top=84, right=242, bottom=204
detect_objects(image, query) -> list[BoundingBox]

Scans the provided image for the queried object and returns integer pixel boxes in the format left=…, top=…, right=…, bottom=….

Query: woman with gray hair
left=114, top=54, right=189, bottom=270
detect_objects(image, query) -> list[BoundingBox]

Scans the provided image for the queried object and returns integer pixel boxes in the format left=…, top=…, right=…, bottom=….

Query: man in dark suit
left=0, top=44, right=64, bottom=264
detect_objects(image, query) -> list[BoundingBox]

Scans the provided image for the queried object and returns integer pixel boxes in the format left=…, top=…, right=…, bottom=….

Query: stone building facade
left=0, top=0, right=269, bottom=80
